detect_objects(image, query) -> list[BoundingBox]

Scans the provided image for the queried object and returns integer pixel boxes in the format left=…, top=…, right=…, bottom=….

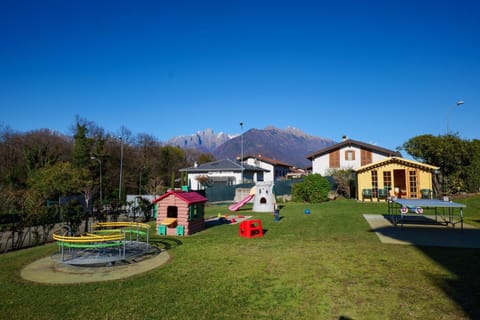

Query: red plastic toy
left=239, top=220, right=263, bottom=238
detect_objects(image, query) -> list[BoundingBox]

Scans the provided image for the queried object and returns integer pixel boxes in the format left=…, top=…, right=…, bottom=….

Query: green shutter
left=189, top=205, right=194, bottom=221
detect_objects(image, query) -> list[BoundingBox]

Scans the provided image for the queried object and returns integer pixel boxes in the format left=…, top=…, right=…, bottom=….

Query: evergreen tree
left=72, top=123, right=91, bottom=168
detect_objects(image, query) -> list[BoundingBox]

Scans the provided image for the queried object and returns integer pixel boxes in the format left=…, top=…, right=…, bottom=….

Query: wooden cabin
left=153, top=190, right=208, bottom=236
left=355, top=157, right=439, bottom=201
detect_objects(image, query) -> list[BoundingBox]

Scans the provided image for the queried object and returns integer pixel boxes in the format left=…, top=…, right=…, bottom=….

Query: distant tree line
left=0, top=118, right=214, bottom=251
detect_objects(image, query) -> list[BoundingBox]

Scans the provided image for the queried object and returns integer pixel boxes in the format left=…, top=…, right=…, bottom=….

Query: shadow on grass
left=382, top=213, right=449, bottom=226
left=420, top=247, right=480, bottom=319
left=366, top=214, right=480, bottom=318
left=205, top=217, right=233, bottom=229
left=370, top=224, right=480, bottom=249
left=149, top=238, right=183, bottom=251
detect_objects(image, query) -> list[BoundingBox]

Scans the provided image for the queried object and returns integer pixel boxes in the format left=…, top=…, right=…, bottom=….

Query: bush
left=292, top=174, right=331, bottom=203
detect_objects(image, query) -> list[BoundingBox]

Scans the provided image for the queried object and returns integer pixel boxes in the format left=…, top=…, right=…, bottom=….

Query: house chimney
left=342, top=135, right=348, bottom=141
left=194, top=161, right=198, bottom=168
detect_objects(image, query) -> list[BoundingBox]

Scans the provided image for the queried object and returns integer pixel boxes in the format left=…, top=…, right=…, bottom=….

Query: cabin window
left=409, top=171, right=418, bottom=198
left=383, top=171, right=392, bottom=190
left=329, top=150, right=340, bottom=168
left=371, top=170, right=378, bottom=196
left=361, top=149, right=372, bottom=166
left=345, top=150, right=355, bottom=161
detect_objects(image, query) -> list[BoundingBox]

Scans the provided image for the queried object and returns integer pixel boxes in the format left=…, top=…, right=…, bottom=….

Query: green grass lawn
left=1, top=197, right=480, bottom=320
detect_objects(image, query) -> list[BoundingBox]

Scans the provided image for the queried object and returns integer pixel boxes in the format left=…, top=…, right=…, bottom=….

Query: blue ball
left=304, top=209, right=311, bottom=215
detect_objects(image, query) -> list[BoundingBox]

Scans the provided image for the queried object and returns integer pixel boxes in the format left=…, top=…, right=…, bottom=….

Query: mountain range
left=167, top=126, right=336, bottom=168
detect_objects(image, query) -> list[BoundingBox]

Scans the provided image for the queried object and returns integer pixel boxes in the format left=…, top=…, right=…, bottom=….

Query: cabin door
left=393, top=170, right=407, bottom=198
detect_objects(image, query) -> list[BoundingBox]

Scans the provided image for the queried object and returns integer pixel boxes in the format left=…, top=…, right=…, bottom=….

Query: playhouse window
left=167, top=206, right=178, bottom=218
left=188, top=204, right=204, bottom=221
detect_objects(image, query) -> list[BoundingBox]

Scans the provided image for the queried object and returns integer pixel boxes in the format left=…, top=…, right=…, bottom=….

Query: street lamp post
left=240, top=121, right=244, bottom=183
left=446, top=100, right=464, bottom=134
left=118, top=136, right=124, bottom=200
left=91, top=156, right=103, bottom=204
left=443, top=100, right=464, bottom=195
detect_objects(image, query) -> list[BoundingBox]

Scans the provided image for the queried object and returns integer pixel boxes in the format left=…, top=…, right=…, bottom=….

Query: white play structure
left=228, top=182, right=276, bottom=213
left=252, top=182, right=275, bottom=212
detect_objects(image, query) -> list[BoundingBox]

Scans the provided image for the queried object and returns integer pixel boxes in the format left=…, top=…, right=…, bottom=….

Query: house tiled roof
left=354, top=157, right=439, bottom=173
left=242, top=154, right=292, bottom=168
left=306, top=139, right=401, bottom=160
left=152, top=190, right=208, bottom=205
left=179, top=158, right=269, bottom=173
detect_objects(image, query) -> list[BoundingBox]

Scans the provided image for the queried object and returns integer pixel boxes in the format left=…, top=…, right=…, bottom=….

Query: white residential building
left=179, top=158, right=268, bottom=190
left=242, top=154, right=292, bottom=182
left=306, top=137, right=401, bottom=176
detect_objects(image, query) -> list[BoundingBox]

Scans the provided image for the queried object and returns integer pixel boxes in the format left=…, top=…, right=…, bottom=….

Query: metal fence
left=204, top=179, right=302, bottom=203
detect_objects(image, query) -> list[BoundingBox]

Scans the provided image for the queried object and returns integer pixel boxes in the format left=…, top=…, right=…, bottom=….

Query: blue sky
left=1, top=0, right=478, bottom=152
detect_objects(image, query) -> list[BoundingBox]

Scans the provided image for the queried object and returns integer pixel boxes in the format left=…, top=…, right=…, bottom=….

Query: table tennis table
left=387, top=198, right=466, bottom=229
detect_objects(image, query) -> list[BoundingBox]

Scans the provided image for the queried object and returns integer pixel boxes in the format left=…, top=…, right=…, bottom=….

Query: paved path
left=363, top=214, right=480, bottom=248
left=21, top=251, right=170, bottom=284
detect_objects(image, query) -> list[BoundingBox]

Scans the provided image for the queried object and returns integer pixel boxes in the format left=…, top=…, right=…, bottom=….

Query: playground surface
left=21, top=250, right=170, bottom=284
left=363, top=214, right=480, bottom=248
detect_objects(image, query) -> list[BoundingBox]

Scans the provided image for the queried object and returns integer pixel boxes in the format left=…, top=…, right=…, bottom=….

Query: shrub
left=292, top=174, right=331, bottom=203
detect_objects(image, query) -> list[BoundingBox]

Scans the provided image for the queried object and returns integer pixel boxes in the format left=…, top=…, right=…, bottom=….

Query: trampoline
left=387, top=198, right=466, bottom=229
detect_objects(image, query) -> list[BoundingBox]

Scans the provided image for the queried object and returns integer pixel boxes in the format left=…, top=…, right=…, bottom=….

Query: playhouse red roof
left=152, top=190, right=208, bottom=205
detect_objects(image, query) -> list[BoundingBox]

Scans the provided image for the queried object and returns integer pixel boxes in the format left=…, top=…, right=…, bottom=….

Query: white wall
left=312, top=154, right=330, bottom=176
left=187, top=171, right=242, bottom=190
left=311, top=146, right=390, bottom=176
left=245, top=158, right=274, bottom=182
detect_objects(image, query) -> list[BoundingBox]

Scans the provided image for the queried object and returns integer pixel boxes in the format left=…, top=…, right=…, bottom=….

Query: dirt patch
left=205, top=215, right=252, bottom=226
left=21, top=250, right=170, bottom=284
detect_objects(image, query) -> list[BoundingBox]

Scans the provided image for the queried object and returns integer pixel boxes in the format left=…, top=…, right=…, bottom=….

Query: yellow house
left=355, top=157, right=439, bottom=201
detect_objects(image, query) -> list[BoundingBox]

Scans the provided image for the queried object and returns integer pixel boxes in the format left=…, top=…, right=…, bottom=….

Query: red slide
left=228, top=194, right=254, bottom=212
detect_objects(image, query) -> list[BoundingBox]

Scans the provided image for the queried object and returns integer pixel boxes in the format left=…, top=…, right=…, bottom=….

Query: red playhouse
left=153, top=190, right=208, bottom=236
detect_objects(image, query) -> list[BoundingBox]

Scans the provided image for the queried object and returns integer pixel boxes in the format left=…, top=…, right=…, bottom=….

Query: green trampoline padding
left=57, top=241, right=124, bottom=249
left=94, top=229, right=147, bottom=236
left=124, top=229, right=147, bottom=236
